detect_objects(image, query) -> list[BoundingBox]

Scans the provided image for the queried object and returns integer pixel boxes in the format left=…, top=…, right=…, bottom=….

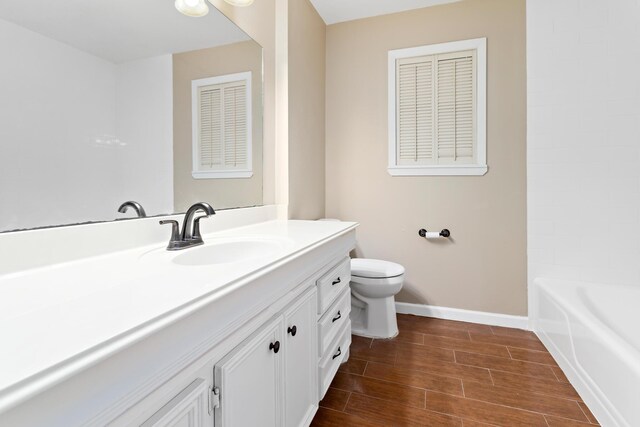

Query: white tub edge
left=532, top=277, right=627, bottom=427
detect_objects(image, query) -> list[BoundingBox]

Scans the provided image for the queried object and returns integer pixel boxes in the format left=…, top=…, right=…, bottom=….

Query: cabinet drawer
left=318, top=288, right=351, bottom=356
left=318, top=320, right=351, bottom=399
left=317, top=257, right=351, bottom=314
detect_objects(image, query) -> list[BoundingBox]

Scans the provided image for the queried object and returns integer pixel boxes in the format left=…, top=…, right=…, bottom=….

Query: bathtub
left=531, top=278, right=640, bottom=427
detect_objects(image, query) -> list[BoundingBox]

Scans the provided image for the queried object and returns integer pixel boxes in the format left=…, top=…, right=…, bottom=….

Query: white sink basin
left=172, top=239, right=286, bottom=266
left=139, top=236, right=294, bottom=267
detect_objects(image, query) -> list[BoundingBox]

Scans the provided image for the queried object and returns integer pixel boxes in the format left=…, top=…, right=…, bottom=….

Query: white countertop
left=0, top=220, right=357, bottom=411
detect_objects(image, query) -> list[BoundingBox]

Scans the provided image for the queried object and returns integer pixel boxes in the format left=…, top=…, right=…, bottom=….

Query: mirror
left=0, top=0, right=263, bottom=233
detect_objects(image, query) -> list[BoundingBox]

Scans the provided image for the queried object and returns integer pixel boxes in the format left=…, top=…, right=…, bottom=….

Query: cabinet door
left=141, top=378, right=210, bottom=427
left=283, top=288, right=318, bottom=427
left=214, top=316, right=284, bottom=427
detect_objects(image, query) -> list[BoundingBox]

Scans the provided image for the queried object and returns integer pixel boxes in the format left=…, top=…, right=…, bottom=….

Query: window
left=388, top=38, right=487, bottom=176
left=192, top=72, right=252, bottom=179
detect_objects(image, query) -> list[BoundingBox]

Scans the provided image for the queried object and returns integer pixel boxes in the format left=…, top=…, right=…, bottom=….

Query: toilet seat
left=349, top=275, right=404, bottom=287
left=351, top=259, right=405, bottom=279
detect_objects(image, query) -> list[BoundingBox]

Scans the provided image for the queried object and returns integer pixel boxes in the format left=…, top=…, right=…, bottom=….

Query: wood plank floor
left=311, top=314, right=599, bottom=427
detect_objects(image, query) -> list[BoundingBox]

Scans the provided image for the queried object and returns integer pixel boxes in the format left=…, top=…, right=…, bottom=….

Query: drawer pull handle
left=269, top=341, right=281, bottom=354
left=332, top=347, right=342, bottom=360
left=332, top=311, right=342, bottom=323
left=287, top=325, right=297, bottom=336
left=332, top=277, right=341, bottom=286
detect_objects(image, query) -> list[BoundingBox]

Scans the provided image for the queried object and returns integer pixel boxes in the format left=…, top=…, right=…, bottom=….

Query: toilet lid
left=351, top=258, right=405, bottom=278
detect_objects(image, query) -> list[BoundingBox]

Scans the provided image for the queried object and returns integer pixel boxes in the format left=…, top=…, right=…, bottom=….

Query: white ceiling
left=309, top=0, right=462, bottom=25
left=0, top=0, right=251, bottom=64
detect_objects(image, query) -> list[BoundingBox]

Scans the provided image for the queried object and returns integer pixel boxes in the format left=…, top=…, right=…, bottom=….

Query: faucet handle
left=159, top=220, right=180, bottom=242
left=193, top=216, right=207, bottom=240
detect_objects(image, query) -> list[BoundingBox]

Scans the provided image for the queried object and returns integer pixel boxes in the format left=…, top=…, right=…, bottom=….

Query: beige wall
left=287, top=0, right=326, bottom=219
left=173, top=41, right=263, bottom=212
left=325, top=0, right=527, bottom=315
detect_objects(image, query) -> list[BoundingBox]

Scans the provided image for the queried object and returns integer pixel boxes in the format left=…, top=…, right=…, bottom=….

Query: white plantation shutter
left=436, top=51, right=475, bottom=163
left=198, top=86, right=222, bottom=168
left=397, top=56, right=434, bottom=165
left=192, top=72, right=252, bottom=179
left=223, top=83, right=248, bottom=167
left=391, top=42, right=484, bottom=175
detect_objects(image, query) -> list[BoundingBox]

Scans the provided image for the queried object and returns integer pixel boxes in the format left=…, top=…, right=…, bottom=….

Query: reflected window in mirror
left=192, top=72, right=253, bottom=179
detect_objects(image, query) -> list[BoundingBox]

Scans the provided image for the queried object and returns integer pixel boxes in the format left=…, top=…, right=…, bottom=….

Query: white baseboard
left=395, top=302, right=530, bottom=330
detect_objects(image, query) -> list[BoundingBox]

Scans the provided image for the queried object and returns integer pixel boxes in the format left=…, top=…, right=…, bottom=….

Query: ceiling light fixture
left=175, top=0, right=210, bottom=17
left=221, top=0, right=254, bottom=7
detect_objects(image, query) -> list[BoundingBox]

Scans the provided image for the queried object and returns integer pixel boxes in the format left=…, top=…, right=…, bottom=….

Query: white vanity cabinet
left=212, top=288, right=317, bottom=427
left=0, top=221, right=358, bottom=427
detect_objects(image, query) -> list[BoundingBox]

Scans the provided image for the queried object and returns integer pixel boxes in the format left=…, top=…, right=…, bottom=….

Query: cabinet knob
left=332, top=277, right=341, bottom=286
left=332, top=346, right=342, bottom=360
left=269, top=341, right=281, bottom=354
left=287, top=325, right=297, bottom=336
left=332, top=311, right=342, bottom=323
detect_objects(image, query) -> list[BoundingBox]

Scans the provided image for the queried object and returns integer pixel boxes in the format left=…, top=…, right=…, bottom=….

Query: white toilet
left=349, top=258, right=405, bottom=338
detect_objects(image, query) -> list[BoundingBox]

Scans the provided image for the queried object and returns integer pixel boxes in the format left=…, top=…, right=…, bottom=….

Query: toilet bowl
left=349, top=258, right=405, bottom=338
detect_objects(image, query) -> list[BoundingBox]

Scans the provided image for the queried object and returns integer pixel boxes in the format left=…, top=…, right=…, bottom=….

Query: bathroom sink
left=170, top=237, right=289, bottom=266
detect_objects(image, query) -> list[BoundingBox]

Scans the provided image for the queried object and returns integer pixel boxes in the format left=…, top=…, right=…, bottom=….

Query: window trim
left=388, top=38, right=487, bottom=176
left=191, top=71, right=253, bottom=180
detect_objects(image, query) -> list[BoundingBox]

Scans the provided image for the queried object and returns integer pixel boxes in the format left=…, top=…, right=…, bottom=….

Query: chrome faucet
left=118, top=201, right=147, bottom=218
left=160, top=202, right=216, bottom=251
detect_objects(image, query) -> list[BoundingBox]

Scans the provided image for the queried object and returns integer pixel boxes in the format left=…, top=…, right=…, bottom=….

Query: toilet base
left=351, top=325, right=399, bottom=339
left=350, top=293, right=399, bottom=339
